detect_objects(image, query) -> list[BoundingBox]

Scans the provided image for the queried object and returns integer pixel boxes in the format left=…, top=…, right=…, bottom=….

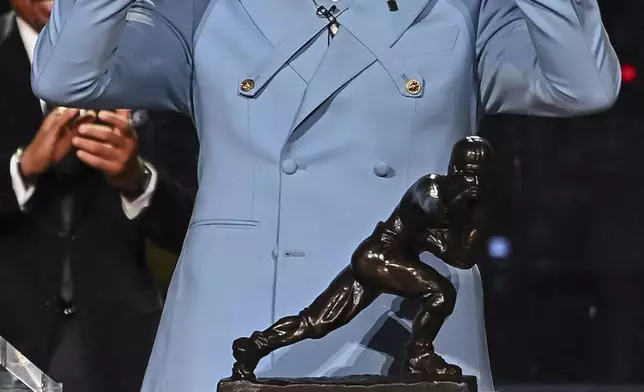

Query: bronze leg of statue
left=231, top=266, right=380, bottom=380
left=351, top=239, right=461, bottom=377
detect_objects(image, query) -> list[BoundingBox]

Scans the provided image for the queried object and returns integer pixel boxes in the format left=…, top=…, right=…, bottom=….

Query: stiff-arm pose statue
left=232, top=136, right=493, bottom=380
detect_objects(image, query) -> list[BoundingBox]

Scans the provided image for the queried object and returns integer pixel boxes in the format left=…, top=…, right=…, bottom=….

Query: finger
left=79, top=109, right=98, bottom=117
left=66, top=112, right=97, bottom=133
left=42, top=107, right=79, bottom=133
left=54, top=131, right=76, bottom=158
left=72, top=137, right=119, bottom=160
left=76, top=124, right=123, bottom=146
left=52, top=107, right=81, bottom=129
left=115, top=109, right=131, bottom=119
left=98, top=110, right=133, bottom=136
left=76, top=150, right=119, bottom=174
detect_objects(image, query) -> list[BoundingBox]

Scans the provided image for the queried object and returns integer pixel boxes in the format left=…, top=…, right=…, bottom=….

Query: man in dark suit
left=0, top=2, right=198, bottom=391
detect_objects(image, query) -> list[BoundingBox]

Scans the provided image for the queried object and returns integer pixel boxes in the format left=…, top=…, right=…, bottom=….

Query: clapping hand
left=20, top=107, right=96, bottom=177
left=72, top=109, right=146, bottom=194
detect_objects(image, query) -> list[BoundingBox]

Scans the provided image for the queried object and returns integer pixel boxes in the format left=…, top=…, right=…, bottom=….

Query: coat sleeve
left=135, top=111, right=199, bottom=254
left=477, top=0, right=621, bottom=117
left=31, top=0, right=196, bottom=113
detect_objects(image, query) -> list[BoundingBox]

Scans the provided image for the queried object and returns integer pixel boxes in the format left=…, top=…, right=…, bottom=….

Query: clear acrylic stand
left=0, top=335, right=62, bottom=391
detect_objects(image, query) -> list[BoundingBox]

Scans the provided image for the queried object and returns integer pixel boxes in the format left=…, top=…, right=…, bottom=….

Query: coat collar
left=238, top=0, right=433, bottom=49
left=237, top=0, right=433, bottom=138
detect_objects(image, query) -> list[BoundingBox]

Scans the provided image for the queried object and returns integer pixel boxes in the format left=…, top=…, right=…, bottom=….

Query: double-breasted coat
left=31, top=0, right=620, bottom=390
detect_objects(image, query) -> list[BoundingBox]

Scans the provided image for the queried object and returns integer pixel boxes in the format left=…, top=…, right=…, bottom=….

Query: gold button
left=240, top=79, right=255, bottom=92
left=405, top=79, right=422, bottom=95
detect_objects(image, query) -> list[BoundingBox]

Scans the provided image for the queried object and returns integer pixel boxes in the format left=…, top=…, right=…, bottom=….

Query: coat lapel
left=287, top=0, right=433, bottom=136
left=238, top=0, right=322, bottom=48
left=0, top=12, right=44, bottom=147
left=237, top=0, right=353, bottom=96
left=288, top=27, right=376, bottom=131
left=341, top=0, right=435, bottom=48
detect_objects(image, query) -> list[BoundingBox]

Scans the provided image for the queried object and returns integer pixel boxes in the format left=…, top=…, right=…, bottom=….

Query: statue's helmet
left=448, top=136, right=494, bottom=176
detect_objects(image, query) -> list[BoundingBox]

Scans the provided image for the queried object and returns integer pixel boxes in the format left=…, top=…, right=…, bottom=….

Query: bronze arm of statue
left=230, top=136, right=494, bottom=381
left=420, top=207, right=488, bottom=270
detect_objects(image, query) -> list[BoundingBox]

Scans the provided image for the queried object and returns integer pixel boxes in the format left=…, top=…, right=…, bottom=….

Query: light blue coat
left=32, top=0, right=620, bottom=391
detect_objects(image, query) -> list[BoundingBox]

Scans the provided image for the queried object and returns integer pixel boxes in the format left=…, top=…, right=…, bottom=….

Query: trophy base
left=218, top=375, right=477, bottom=392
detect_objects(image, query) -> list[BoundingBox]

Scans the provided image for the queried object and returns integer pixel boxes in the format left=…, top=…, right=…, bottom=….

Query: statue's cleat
left=231, top=361, right=256, bottom=380
left=405, top=352, right=462, bottom=377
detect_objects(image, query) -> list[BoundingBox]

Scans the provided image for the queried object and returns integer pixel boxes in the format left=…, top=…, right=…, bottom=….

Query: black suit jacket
left=0, top=11, right=198, bottom=392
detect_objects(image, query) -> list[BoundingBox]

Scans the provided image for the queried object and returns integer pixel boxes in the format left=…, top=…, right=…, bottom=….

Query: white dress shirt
left=12, top=17, right=157, bottom=220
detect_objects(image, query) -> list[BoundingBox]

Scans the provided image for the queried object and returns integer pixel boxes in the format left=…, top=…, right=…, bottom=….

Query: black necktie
left=41, top=102, right=75, bottom=304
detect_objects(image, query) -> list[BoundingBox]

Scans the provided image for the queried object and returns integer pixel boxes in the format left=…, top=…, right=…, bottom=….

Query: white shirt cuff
left=10, top=153, right=36, bottom=211
left=120, top=161, right=158, bottom=220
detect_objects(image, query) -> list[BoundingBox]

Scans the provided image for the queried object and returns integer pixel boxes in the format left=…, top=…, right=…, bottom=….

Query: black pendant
left=387, top=0, right=399, bottom=11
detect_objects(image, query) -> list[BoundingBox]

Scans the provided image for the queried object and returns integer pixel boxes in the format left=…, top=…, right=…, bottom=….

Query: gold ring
left=55, top=106, right=67, bottom=115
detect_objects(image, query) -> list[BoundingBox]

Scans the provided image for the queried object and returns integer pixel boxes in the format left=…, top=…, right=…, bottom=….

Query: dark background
left=2, top=0, right=642, bottom=389
left=476, top=0, right=644, bottom=389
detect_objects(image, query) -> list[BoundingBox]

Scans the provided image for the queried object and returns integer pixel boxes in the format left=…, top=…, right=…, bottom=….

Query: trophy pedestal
left=218, top=375, right=477, bottom=392
left=0, top=370, right=31, bottom=391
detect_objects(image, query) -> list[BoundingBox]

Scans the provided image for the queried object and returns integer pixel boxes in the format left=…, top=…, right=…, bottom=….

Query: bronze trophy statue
left=220, top=136, right=494, bottom=392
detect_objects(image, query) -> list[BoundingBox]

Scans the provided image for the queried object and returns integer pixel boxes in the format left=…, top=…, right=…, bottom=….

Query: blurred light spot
left=589, top=306, right=598, bottom=320
left=622, top=64, right=636, bottom=83
left=488, top=236, right=510, bottom=258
